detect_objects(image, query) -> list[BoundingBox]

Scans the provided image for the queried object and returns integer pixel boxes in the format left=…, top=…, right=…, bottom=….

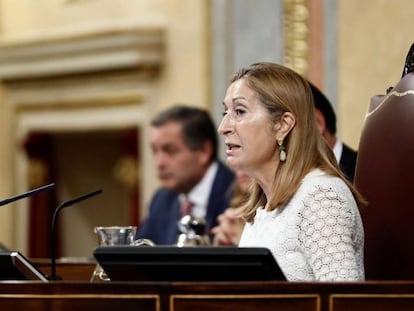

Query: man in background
left=135, top=105, right=235, bottom=245
left=310, top=83, right=358, bottom=182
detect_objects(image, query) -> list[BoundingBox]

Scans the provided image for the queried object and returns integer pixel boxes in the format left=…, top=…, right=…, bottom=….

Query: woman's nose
left=217, top=115, right=232, bottom=136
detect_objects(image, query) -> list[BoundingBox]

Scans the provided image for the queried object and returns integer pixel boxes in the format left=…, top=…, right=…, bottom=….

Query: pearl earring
left=277, top=139, right=286, bottom=162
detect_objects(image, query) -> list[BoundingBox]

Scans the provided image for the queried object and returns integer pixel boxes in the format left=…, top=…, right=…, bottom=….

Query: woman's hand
left=211, top=208, right=245, bottom=246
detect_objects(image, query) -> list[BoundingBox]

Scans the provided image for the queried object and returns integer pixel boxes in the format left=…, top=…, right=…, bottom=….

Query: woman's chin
left=226, top=158, right=242, bottom=171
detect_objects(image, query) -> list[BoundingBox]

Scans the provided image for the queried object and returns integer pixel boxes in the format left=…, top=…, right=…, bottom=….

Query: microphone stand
left=0, top=183, right=55, bottom=207
left=49, top=189, right=102, bottom=281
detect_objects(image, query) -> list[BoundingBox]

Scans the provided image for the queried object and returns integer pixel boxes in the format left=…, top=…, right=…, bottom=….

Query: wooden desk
left=1, top=281, right=414, bottom=311
left=33, top=258, right=96, bottom=281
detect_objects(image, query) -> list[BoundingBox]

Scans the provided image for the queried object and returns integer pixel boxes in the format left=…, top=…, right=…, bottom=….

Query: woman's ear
left=275, top=112, right=296, bottom=139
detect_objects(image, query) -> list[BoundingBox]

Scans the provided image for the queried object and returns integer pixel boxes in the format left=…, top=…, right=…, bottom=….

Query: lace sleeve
left=298, top=183, right=364, bottom=281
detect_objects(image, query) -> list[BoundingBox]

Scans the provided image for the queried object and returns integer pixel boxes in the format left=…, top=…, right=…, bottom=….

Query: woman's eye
left=235, top=109, right=245, bottom=115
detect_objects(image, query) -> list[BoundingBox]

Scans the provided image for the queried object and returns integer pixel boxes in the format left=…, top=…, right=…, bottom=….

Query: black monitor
left=0, top=251, right=48, bottom=282
left=93, top=245, right=286, bottom=282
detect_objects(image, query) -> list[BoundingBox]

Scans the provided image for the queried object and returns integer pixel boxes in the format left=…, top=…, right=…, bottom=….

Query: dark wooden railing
left=0, top=259, right=413, bottom=311
left=1, top=260, right=414, bottom=310
left=1, top=280, right=414, bottom=311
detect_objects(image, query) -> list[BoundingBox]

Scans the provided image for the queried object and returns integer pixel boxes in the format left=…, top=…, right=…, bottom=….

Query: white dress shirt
left=332, top=139, right=343, bottom=164
left=178, top=162, right=219, bottom=219
left=239, top=169, right=364, bottom=281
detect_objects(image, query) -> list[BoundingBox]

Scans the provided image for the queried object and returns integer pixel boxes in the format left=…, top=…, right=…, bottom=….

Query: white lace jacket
left=239, top=169, right=364, bottom=281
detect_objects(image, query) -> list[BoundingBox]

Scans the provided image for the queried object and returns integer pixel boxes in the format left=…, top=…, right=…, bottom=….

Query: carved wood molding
left=0, top=27, right=164, bottom=80
left=283, top=0, right=310, bottom=77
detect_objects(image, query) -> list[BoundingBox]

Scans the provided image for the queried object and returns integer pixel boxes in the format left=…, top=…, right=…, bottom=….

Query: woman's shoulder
left=302, top=168, right=347, bottom=186
left=298, top=168, right=354, bottom=202
left=287, top=169, right=360, bottom=227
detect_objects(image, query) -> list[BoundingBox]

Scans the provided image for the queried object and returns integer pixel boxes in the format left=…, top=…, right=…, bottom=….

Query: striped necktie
left=181, top=196, right=193, bottom=216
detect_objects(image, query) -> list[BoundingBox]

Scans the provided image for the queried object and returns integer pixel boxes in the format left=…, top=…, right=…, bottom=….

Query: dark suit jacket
left=339, top=143, right=357, bottom=183
left=135, top=161, right=235, bottom=245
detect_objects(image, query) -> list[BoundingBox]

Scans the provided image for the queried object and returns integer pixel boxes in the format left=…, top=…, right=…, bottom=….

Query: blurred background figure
left=211, top=171, right=251, bottom=245
left=135, top=105, right=235, bottom=245
left=310, top=83, right=358, bottom=182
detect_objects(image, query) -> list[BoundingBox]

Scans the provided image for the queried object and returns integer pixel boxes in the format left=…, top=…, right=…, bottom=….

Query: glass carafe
left=90, top=226, right=137, bottom=282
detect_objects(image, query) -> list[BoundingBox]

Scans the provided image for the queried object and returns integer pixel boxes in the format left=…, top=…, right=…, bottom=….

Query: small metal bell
left=176, top=215, right=210, bottom=247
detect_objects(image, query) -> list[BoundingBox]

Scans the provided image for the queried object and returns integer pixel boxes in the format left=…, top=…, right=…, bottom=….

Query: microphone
left=0, top=183, right=55, bottom=207
left=49, top=189, right=103, bottom=281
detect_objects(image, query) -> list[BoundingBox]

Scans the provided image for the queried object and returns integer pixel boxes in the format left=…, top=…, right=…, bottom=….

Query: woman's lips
left=225, top=143, right=240, bottom=155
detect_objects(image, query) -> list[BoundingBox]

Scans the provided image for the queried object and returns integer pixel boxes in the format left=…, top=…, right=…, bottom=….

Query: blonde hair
left=230, top=62, right=366, bottom=223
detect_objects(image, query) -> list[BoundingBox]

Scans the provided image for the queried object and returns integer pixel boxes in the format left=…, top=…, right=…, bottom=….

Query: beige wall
left=0, top=84, right=14, bottom=249
left=0, top=0, right=210, bottom=108
left=0, top=0, right=210, bottom=252
left=0, top=0, right=165, bottom=40
left=338, top=0, right=414, bottom=149
left=155, top=0, right=211, bottom=110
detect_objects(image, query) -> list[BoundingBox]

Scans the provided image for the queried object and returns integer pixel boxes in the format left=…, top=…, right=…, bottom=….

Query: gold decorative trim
left=0, top=294, right=159, bottom=299
left=330, top=293, right=414, bottom=311
left=283, top=0, right=310, bottom=76
left=0, top=294, right=160, bottom=311
left=27, top=159, right=48, bottom=188
left=171, top=294, right=320, bottom=311
left=113, top=155, right=139, bottom=189
left=388, top=89, right=414, bottom=97
left=365, top=89, right=414, bottom=118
